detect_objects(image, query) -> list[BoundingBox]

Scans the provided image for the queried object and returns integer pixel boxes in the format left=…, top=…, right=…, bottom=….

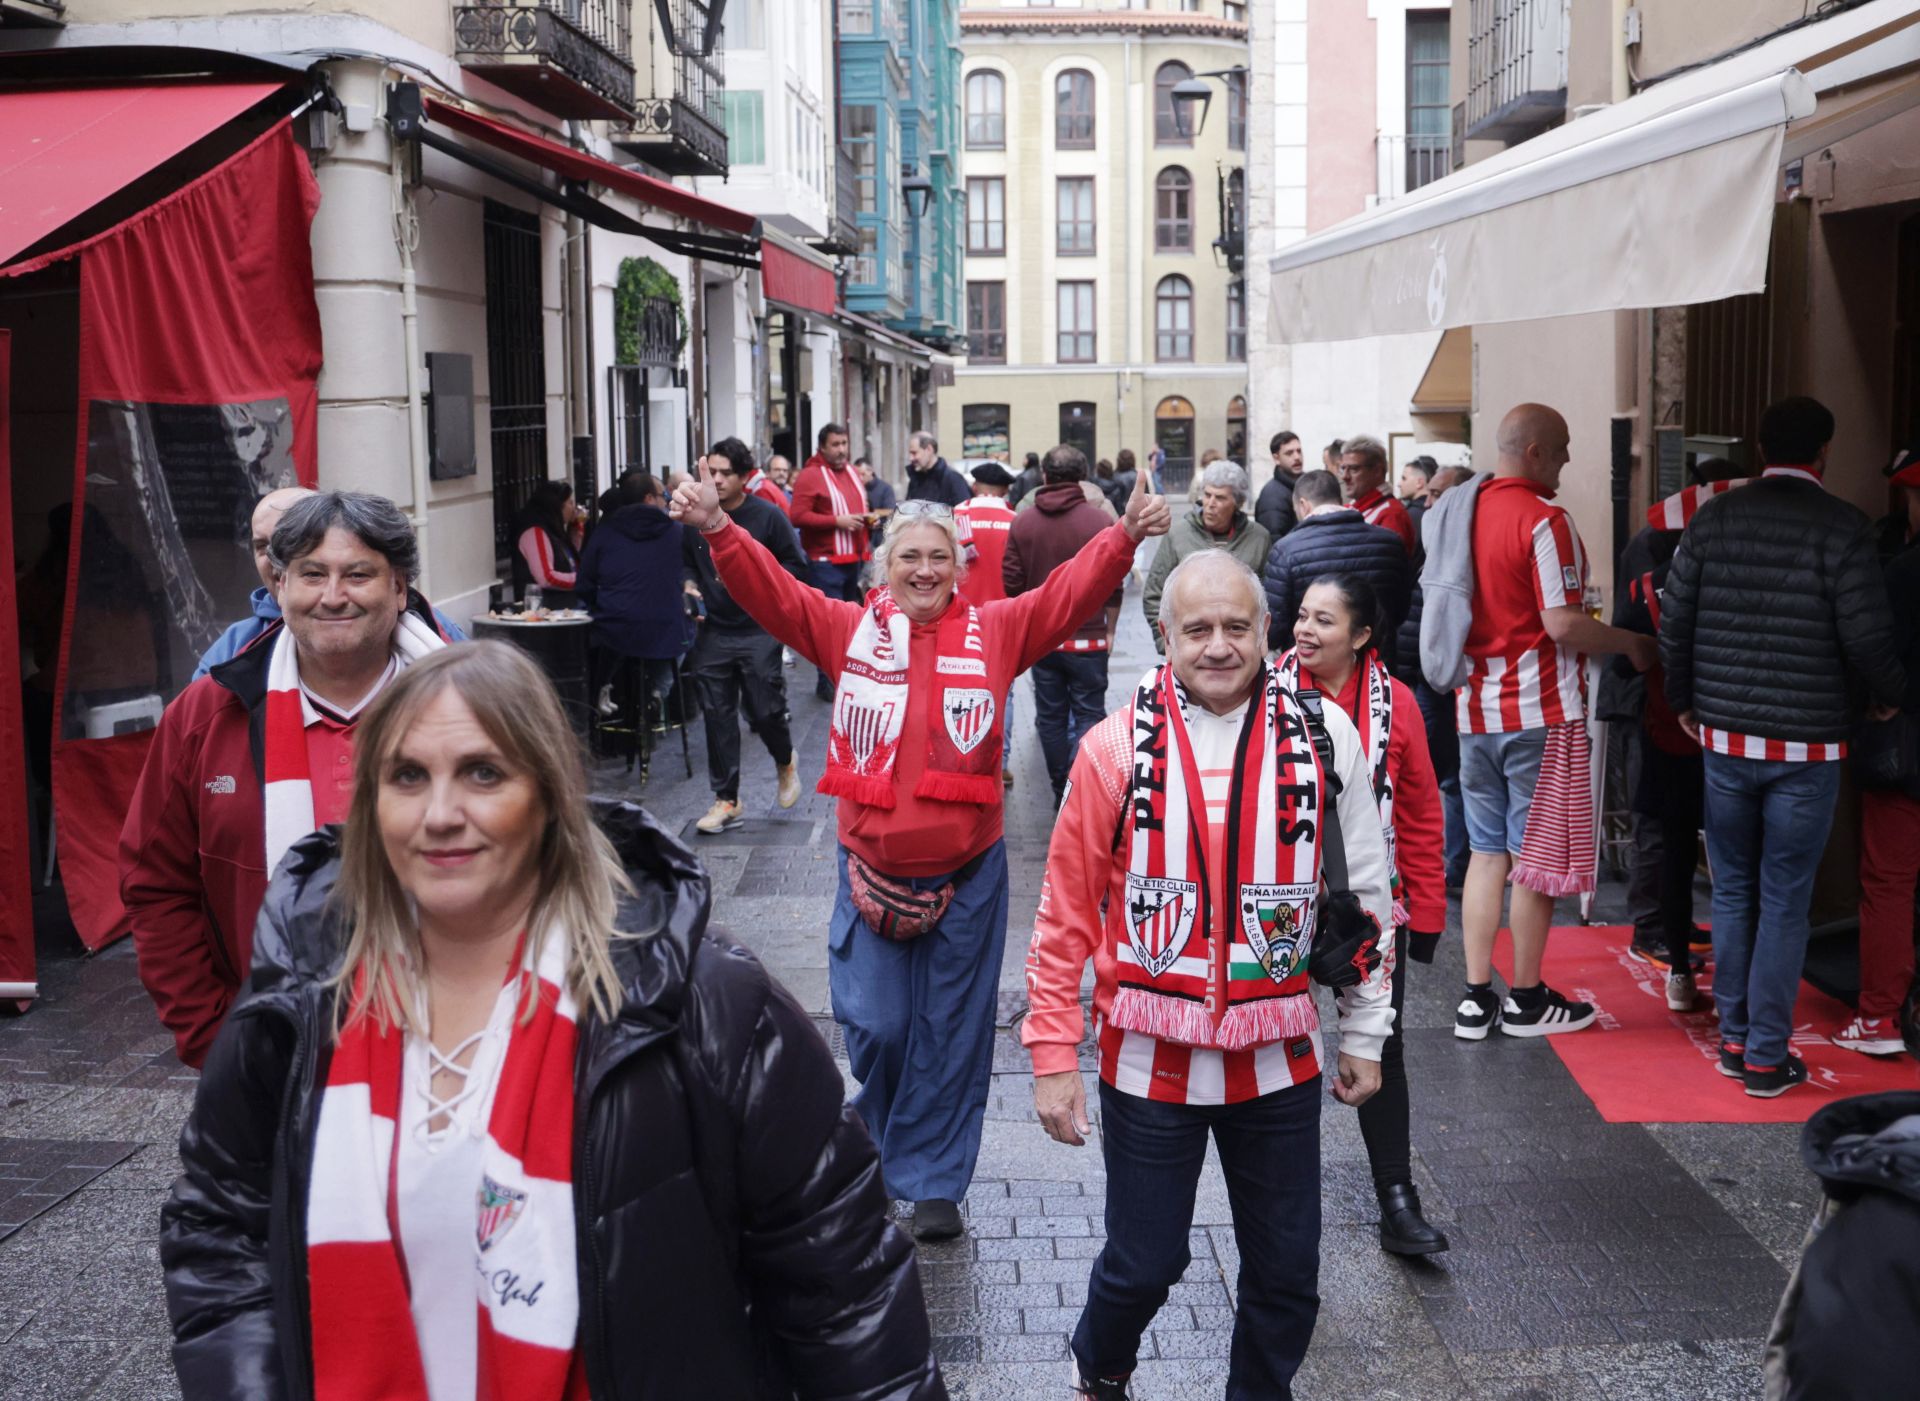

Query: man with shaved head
left=1023, top=547, right=1397, bottom=1398
left=1448, top=404, right=1654, bottom=1043
left=192, top=486, right=315, bottom=679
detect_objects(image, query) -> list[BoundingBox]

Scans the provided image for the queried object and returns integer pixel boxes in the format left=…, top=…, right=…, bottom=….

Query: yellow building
left=942, top=2, right=1250, bottom=491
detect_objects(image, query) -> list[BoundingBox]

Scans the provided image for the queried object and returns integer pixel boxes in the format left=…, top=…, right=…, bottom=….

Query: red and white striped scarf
left=1278, top=647, right=1406, bottom=925
left=262, top=612, right=446, bottom=874
left=821, top=589, right=1004, bottom=813
left=808, top=455, right=868, bottom=562
left=1647, top=466, right=1822, bottom=530
left=306, top=932, right=585, bottom=1401
left=1110, top=663, right=1325, bottom=1052
left=1511, top=721, right=1596, bottom=897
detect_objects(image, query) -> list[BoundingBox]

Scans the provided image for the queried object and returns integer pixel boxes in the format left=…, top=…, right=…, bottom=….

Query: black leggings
left=1357, top=949, right=1411, bottom=1190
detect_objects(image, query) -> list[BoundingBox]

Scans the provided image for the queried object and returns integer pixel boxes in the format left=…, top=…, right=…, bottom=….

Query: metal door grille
left=484, top=200, right=549, bottom=562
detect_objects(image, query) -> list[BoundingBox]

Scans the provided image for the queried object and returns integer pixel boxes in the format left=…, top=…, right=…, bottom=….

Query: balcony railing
left=1375, top=133, right=1456, bottom=202
left=453, top=0, right=636, bottom=121
left=1466, top=0, right=1568, bottom=142
left=612, top=0, right=727, bottom=176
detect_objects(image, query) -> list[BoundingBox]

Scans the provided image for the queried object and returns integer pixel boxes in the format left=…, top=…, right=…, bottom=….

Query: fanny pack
left=847, top=854, right=956, bottom=941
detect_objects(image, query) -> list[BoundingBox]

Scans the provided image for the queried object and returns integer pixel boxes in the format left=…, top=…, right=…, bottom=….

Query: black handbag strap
left=1295, top=688, right=1348, bottom=891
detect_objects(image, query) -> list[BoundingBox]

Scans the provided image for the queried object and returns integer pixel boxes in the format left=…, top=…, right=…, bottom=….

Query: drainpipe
left=1123, top=28, right=1137, bottom=455
left=392, top=126, right=432, bottom=597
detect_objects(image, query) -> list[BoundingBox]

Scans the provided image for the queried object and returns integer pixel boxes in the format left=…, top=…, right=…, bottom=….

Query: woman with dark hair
left=512, top=479, right=583, bottom=608
left=160, top=641, right=943, bottom=1400
left=1286, top=572, right=1449, bottom=1257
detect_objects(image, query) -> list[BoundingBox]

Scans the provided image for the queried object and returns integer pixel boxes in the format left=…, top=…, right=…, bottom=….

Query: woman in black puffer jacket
left=160, top=643, right=943, bottom=1401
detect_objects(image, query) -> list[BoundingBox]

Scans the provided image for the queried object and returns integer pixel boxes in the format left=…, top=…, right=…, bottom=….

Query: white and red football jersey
left=1456, top=478, right=1588, bottom=735
left=955, top=495, right=1014, bottom=603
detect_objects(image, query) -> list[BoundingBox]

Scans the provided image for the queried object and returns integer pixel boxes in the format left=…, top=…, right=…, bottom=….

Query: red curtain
left=8, top=120, right=322, bottom=952
left=0, top=330, right=31, bottom=998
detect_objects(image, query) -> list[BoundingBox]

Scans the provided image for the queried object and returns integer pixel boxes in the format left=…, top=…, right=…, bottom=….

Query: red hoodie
left=708, top=515, right=1138, bottom=875
left=789, top=454, right=868, bottom=563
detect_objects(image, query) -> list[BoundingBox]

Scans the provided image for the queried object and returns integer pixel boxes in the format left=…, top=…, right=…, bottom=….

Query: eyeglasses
left=894, top=500, right=954, bottom=520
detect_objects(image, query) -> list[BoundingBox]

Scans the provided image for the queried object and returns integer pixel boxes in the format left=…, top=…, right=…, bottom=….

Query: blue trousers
left=1031, top=651, right=1110, bottom=797
left=1075, top=1079, right=1322, bottom=1399
left=1702, top=753, right=1841, bottom=1067
left=829, top=841, right=1009, bottom=1201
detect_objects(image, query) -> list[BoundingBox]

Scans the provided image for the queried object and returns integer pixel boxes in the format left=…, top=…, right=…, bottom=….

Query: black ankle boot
left=1377, top=1183, right=1449, bottom=1256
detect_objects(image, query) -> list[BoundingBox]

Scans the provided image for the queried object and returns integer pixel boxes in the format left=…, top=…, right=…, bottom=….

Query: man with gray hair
left=904, top=429, right=971, bottom=508
left=1024, top=547, right=1395, bottom=1399
left=1141, top=459, right=1272, bottom=653
left=1339, top=434, right=1417, bottom=556
left=120, top=491, right=450, bottom=1066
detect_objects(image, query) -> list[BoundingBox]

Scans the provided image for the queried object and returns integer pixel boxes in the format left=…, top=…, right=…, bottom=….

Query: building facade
left=941, top=0, right=1249, bottom=492
left=1245, top=0, right=1464, bottom=488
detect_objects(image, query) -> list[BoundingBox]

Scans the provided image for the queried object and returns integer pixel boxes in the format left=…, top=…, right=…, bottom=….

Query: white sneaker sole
left=1834, top=1037, right=1905, bottom=1056
left=695, top=817, right=744, bottom=835
left=1500, top=1008, right=1597, bottom=1037
left=1454, top=1018, right=1496, bottom=1041
left=1667, top=990, right=1696, bottom=1012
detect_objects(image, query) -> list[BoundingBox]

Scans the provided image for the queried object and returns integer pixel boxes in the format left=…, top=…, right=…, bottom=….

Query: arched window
left=1226, top=395, right=1248, bottom=463
left=1056, top=69, right=1095, bottom=149
left=1155, top=276, right=1193, bottom=362
left=965, top=71, right=1005, bottom=149
left=1155, top=396, right=1196, bottom=495
left=1154, top=61, right=1194, bottom=145
left=1154, top=168, right=1192, bottom=252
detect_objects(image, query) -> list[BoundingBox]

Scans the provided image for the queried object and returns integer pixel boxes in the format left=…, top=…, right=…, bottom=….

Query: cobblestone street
left=0, top=580, right=1813, bottom=1400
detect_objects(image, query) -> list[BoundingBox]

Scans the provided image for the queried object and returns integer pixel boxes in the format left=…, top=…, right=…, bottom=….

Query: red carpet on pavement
left=1490, top=925, right=1915, bottom=1125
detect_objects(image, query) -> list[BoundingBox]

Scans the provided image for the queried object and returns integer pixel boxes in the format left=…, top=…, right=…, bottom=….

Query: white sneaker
left=776, top=752, right=801, bottom=809
left=1666, top=972, right=1697, bottom=1012
left=1833, top=1015, right=1905, bottom=1056
left=595, top=683, right=618, bottom=718
left=695, top=798, right=743, bottom=835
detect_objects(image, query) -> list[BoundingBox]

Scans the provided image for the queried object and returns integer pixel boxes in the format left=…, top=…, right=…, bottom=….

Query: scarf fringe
left=1510, top=861, right=1595, bottom=897
left=915, top=769, right=1001, bottom=805
left=818, top=767, right=898, bottom=810
left=1215, top=994, right=1319, bottom=1052
left=1108, top=987, right=1218, bottom=1048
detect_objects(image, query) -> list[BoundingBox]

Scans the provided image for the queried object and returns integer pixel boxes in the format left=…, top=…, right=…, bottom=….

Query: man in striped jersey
left=1451, top=405, right=1656, bottom=1043
left=1022, top=550, right=1395, bottom=1400
left=1662, top=397, right=1904, bottom=1097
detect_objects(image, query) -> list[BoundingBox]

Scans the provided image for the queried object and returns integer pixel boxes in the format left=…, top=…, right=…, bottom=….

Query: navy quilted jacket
left=1261, top=509, right=1414, bottom=661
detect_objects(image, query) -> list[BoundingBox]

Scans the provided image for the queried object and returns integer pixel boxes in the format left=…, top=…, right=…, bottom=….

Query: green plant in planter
left=614, top=256, right=687, bottom=365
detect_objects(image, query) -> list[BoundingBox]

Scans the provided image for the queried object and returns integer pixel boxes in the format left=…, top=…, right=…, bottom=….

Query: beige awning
left=1268, top=0, right=1920, bottom=345
left=1411, top=327, right=1472, bottom=414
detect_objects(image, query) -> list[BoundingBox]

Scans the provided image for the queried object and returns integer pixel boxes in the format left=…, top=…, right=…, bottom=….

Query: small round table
left=470, top=614, right=593, bottom=740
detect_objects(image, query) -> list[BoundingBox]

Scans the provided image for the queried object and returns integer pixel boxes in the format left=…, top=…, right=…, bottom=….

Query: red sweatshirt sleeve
left=119, top=707, right=231, bottom=1068
left=1022, top=717, right=1128, bottom=1077
left=989, top=521, right=1138, bottom=673
left=518, top=527, right=577, bottom=589
left=1388, top=678, right=1447, bottom=934
left=788, top=465, right=839, bottom=534
left=706, top=517, right=860, bottom=671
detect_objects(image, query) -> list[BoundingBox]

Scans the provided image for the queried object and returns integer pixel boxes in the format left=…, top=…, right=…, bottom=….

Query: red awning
left=762, top=234, right=838, bottom=317
left=0, top=81, right=284, bottom=267
left=424, top=96, right=757, bottom=236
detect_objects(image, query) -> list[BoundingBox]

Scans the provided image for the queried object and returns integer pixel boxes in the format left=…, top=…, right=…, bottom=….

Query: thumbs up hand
left=670, top=458, right=724, bottom=534
left=1123, top=464, right=1172, bottom=542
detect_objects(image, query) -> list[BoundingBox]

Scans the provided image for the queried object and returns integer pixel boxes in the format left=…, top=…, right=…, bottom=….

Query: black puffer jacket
left=1261, top=509, right=1413, bottom=660
left=159, top=804, right=944, bottom=1401
left=1766, top=1091, right=1920, bottom=1401
left=1661, top=475, right=1903, bottom=743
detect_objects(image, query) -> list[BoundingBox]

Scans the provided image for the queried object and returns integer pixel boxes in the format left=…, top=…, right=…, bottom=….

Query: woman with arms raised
left=160, top=641, right=943, bottom=1400
left=671, top=463, right=1171, bottom=1240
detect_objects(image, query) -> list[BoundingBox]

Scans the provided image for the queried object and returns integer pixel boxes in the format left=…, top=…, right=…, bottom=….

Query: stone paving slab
left=0, top=574, right=1814, bottom=1397
left=0, top=1140, right=141, bottom=1242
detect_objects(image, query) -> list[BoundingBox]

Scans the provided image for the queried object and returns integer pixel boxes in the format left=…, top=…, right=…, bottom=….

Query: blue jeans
left=1702, top=753, right=1841, bottom=1068
left=1031, top=651, right=1110, bottom=797
left=828, top=841, right=1009, bottom=1201
left=1074, top=1079, right=1321, bottom=1399
left=1459, top=727, right=1549, bottom=856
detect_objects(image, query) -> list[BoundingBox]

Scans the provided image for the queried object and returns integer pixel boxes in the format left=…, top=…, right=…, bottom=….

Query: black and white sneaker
left=1454, top=987, right=1501, bottom=1041
left=1716, top=1041, right=1746, bottom=1079
left=1500, top=985, right=1597, bottom=1037
left=1070, top=1361, right=1133, bottom=1400
left=1742, top=1054, right=1809, bottom=1099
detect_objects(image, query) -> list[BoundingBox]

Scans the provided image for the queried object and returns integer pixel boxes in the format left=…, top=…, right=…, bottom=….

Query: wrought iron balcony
left=1375, top=133, right=1456, bottom=202
left=453, top=0, right=636, bottom=122
left=611, top=0, right=727, bottom=177
left=1466, top=0, right=1568, bottom=142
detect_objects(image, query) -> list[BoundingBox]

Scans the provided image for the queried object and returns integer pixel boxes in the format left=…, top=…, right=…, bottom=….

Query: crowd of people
left=102, top=386, right=1920, bottom=1400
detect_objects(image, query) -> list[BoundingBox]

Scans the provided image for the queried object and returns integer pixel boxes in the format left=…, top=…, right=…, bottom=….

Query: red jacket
left=708, top=515, right=1138, bottom=876
left=1308, top=662, right=1447, bottom=936
left=119, top=632, right=278, bottom=1067
left=789, top=455, right=868, bottom=563
left=747, top=471, right=791, bottom=517
left=1358, top=490, right=1418, bottom=557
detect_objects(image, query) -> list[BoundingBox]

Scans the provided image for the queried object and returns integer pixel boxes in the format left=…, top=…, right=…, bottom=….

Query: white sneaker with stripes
left=1499, top=985, right=1596, bottom=1037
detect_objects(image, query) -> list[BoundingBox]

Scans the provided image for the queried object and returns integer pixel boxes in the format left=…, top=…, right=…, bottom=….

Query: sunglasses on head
left=894, top=500, right=954, bottom=520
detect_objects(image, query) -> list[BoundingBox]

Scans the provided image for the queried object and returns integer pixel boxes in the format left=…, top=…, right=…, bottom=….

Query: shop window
left=1155, top=396, right=1196, bottom=495
left=963, top=403, right=1011, bottom=461
left=1226, top=395, right=1247, bottom=464
left=1060, top=401, right=1097, bottom=464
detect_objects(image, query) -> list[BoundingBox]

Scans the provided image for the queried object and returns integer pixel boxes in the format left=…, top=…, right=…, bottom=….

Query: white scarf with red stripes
left=306, top=932, right=585, bottom=1401
left=808, top=455, right=868, bottom=561
left=1110, top=663, right=1325, bottom=1052
left=262, top=612, right=446, bottom=874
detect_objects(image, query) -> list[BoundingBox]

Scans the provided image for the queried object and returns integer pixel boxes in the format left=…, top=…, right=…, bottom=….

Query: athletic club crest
left=476, top=1173, right=527, bottom=1253
left=836, top=697, right=898, bottom=767
left=942, top=688, right=995, bottom=755
left=1240, top=882, right=1318, bottom=984
left=1124, top=874, right=1198, bottom=978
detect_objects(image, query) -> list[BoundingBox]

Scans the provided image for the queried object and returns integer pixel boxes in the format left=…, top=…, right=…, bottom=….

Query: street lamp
left=902, top=173, right=934, bottom=220
left=1171, top=65, right=1247, bottom=139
